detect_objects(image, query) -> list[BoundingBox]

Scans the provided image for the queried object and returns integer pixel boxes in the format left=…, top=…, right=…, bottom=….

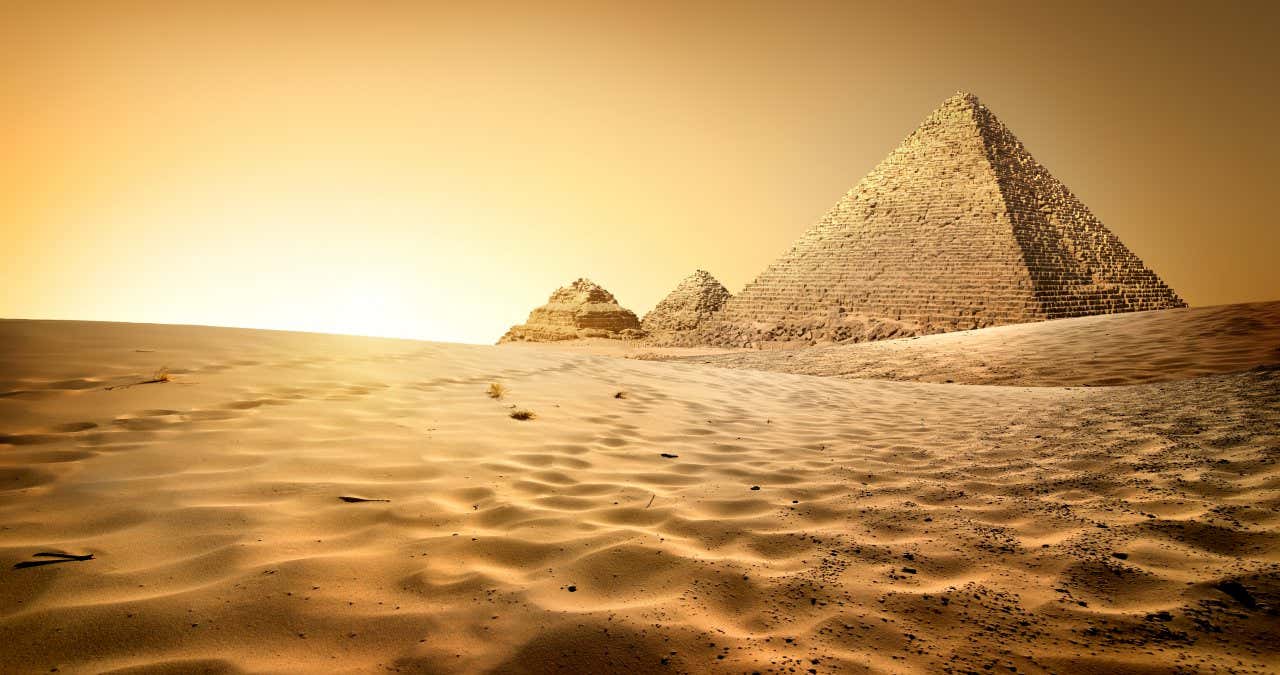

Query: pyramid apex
left=943, top=91, right=981, bottom=107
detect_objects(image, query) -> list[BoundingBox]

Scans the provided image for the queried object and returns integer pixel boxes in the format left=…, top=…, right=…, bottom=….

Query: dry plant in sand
left=486, top=382, right=507, bottom=399
left=509, top=409, right=535, bottom=421
left=105, top=365, right=172, bottom=390
left=146, top=366, right=172, bottom=384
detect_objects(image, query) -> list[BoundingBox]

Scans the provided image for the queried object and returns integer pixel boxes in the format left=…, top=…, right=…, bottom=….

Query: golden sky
left=4, top=1, right=1277, bottom=344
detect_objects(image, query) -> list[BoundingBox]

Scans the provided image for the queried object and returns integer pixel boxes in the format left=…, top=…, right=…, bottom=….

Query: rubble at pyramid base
left=685, top=314, right=929, bottom=348
left=500, top=323, right=646, bottom=343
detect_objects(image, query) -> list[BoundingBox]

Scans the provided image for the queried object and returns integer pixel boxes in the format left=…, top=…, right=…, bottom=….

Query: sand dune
left=666, top=301, right=1280, bottom=387
left=0, top=318, right=1277, bottom=673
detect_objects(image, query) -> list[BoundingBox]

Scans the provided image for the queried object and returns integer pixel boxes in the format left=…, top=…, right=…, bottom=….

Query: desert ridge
left=664, top=300, right=1280, bottom=387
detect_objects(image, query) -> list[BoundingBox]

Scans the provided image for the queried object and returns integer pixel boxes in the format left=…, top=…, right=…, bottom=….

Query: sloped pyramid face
left=642, top=270, right=732, bottom=333
left=703, top=92, right=1185, bottom=346
left=498, top=278, right=642, bottom=343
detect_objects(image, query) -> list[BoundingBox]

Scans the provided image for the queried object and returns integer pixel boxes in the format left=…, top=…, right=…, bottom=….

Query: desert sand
left=1, top=311, right=1277, bottom=673
left=668, top=302, right=1280, bottom=387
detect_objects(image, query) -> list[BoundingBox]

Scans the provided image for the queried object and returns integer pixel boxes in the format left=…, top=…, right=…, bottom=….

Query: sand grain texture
left=0, top=316, right=1277, bottom=673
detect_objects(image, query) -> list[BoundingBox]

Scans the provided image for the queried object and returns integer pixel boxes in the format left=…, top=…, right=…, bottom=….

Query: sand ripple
left=0, top=318, right=1276, bottom=673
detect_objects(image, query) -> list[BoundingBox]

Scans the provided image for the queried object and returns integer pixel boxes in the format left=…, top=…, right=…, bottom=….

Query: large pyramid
left=700, top=92, right=1186, bottom=347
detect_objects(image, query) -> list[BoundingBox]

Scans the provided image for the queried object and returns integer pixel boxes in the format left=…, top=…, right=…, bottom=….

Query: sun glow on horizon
left=4, top=2, right=1277, bottom=341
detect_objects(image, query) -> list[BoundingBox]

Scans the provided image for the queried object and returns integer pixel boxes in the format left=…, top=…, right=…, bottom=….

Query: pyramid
left=700, top=92, right=1185, bottom=347
left=498, top=278, right=643, bottom=343
left=642, top=270, right=732, bottom=341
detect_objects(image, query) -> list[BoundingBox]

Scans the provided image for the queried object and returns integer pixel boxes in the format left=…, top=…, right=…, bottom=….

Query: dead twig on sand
left=14, top=552, right=95, bottom=569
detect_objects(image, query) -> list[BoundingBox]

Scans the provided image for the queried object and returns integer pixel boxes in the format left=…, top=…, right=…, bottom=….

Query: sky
left=4, top=1, right=1278, bottom=344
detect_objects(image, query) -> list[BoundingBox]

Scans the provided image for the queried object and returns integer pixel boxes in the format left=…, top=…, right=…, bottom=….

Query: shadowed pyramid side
left=973, top=102, right=1186, bottom=317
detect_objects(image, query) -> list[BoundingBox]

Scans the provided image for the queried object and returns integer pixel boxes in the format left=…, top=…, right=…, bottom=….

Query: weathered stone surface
left=499, top=278, right=642, bottom=343
left=642, top=270, right=732, bottom=342
left=696, top=92, right=1185, bottom=347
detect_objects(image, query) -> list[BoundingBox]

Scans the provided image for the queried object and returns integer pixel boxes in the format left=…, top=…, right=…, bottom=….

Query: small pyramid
left=701, top=92, right=1185, bottom=347
left=643, top=270, right=732, bottom=334
left=498, top=278, right=643, bottom=343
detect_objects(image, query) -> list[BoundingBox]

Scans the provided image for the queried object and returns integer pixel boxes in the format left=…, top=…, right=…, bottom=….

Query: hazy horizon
left=6, top=1, right=1278, bottom=344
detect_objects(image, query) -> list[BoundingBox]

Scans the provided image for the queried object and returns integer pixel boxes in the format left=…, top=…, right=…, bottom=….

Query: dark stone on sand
left=1215, top=580, right=1257, bottom=608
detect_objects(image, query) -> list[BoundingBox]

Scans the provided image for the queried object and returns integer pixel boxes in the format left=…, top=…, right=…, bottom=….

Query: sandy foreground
left=0, top=312, right=1277, bottom=674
